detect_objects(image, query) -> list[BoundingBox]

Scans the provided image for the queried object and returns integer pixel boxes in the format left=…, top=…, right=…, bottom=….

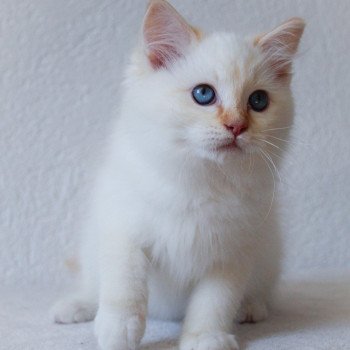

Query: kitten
left=52, top=1, right=305, bottom=349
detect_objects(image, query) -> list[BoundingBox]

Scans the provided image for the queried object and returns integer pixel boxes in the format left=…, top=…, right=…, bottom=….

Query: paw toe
left=94, top=309, right=145, bottom=350
left=52, top=298, right=97, bottom=324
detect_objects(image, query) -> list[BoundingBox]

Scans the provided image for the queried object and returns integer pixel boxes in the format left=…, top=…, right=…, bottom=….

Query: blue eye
left=192, top=84, right=216, bottom=105
left=248, top=90, right=269, bottom=112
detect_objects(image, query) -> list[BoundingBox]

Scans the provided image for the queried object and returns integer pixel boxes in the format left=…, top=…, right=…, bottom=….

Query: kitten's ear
left=143, top=0, right=198, bottom=70
left=255, top=17, right=305, bottom=78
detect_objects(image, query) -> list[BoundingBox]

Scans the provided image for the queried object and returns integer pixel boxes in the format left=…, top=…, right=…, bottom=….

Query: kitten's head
left=125, top=0, right=305, bottom=164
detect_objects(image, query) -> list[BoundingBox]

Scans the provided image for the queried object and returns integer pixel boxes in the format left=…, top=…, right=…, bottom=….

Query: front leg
left=180, top=266, right=251, bottom=350
left=94, top=236, right=148, bottom=350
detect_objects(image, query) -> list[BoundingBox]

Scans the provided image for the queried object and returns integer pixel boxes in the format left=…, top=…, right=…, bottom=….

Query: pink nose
left=225, top=122, right=247, bottom=137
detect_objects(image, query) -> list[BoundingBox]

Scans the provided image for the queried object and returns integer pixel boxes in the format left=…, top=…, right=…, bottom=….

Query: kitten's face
left=130, top=0, right=304, bottom=163
left=160, top=34, right=295, bottom=162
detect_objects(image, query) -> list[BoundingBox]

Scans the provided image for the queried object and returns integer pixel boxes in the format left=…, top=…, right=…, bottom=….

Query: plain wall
left=0, top=0, right=349, bottom=286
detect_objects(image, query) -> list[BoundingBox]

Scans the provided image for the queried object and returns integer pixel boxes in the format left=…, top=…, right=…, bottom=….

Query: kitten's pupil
left=248, top=90, right=269, bottom=112
left=192, top=84, right=216, bottom=105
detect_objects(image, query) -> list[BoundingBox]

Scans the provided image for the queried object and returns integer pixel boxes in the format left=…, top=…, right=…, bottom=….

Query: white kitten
left=52, top=1, right=305, bottom=349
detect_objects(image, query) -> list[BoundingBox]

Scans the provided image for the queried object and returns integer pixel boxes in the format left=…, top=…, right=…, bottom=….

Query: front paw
left=94, top=308, right=145, bottom=350
left=180, top=332, right=239, bottom=350
left=51, top=297, right=97, bottom=324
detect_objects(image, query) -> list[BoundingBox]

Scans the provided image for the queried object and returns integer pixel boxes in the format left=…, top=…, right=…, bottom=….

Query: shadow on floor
left=141, top=276, right=350, bottom=350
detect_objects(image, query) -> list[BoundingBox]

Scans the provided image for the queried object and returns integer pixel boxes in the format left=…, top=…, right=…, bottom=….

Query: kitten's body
left=83, top=118, right=280, bottom=321
left=53, top=1, right=304, bottom=349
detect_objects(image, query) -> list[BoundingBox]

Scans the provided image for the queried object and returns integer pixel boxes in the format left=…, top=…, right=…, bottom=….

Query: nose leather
left=224, top=122, right=247, bottom=137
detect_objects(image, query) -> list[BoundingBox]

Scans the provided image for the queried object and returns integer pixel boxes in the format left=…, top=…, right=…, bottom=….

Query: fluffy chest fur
left=99, top=129, right=272, bottom=285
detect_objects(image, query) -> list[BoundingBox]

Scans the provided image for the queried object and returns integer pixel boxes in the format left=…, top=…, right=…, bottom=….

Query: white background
left=0, top=0, right=349, bottom=287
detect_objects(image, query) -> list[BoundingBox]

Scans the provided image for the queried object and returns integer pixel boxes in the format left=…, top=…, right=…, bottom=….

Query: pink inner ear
left=256, top=18, right=305, bottom=78
left=143, top=1, right=195, bottom=70
left=147, top=44, right=180, bottom=70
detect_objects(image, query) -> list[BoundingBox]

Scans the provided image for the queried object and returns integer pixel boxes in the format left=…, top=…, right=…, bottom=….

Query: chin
left=236, top=138, right=262, bottom=155
left=193, top=145, right=245, bottom=164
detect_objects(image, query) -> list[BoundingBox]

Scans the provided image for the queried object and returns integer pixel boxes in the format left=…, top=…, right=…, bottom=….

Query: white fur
left=52, top=2, right=304, bottom=349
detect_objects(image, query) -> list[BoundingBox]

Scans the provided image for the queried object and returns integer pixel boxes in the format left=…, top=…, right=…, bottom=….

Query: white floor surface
left=1, top=272, right=349, bottom=350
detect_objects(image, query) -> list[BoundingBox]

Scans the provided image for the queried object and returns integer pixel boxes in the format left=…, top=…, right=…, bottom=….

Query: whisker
left=265, top=134, right=310, bottom=147
left=264, top=149, right=299, bottom=191
left=268, top=148, right=299, bottom=169
left=257, top=138, right=285, bottom=151
left=266, top=149, right=284, bottom=161
left=260, top=148, right=282, bottom=184
left=262, top=126, right=293, bottom=132
left=258, top=149, right=276, bottom=223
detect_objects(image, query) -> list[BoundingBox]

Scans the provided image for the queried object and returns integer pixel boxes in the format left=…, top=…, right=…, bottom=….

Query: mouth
left=217, top=140, right=241, bottom=152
